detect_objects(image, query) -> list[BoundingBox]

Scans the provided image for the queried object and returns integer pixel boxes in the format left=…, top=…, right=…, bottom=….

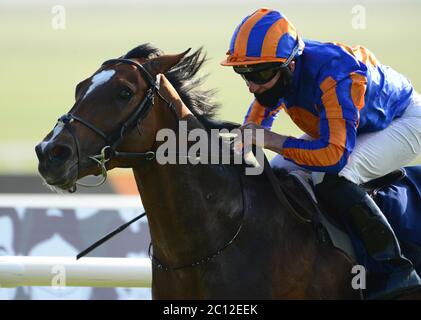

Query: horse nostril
left=47, top=144, right=72, bottom=164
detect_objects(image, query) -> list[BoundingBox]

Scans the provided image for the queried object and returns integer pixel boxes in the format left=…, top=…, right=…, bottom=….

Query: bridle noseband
left=59, top=57, right=310, bottom=271
left=56, top=58, right=174, bottom=191
left=62, top=58, right=247, bottom=270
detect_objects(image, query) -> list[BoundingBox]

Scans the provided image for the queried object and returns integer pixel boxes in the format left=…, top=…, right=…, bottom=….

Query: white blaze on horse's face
left=82, top=69, right=116, bottom=100
left=40, top=70, right=117, bottom=154
left=40, top=122, right=65, bottom=152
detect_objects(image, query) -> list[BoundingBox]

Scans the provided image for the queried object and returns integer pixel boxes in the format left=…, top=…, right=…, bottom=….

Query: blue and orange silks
left=243, top=40, right=413, bottom=173
left=223, top=9, right=414, bottom=173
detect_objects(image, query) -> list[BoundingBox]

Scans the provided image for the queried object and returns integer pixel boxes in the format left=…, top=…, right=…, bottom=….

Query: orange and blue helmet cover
left=221, top=8, right=304, bottom=66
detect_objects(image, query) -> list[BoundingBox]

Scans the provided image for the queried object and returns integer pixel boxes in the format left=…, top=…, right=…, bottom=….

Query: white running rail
left=0, top=256, right=151, bottom=288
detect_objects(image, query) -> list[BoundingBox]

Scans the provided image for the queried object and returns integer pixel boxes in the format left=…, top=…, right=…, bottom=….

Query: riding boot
left=315, top=174, right=421, bottom=300
left=348, top=194, right=421, bottom=299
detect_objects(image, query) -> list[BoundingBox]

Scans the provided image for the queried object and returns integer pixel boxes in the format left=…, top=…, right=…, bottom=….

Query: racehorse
left=35, top=43, right=416, bottom=299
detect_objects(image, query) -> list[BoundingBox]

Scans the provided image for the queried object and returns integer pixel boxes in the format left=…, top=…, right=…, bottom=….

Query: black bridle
left=67, top=58, right=247, bottom=268
left=56, top=58, right=176, bottom=191
left=58, top=57, right=311, bottom=270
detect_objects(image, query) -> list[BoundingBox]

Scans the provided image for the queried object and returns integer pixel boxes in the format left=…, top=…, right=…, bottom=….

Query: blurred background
left=0, top=0, right=420, bottom=299
left=1, top=0, right=421, bottom=176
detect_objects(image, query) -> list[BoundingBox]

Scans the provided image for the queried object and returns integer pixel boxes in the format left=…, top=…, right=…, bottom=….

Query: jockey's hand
left=233, top=122, right=263, bottom=154
left=234, top=122, right=289, bottom=154
left=239, top=122, right=266, bottom=147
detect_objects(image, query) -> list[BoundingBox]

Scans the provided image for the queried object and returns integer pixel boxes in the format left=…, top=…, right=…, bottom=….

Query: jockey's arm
left=239, top=98, right=287, bottom=152
left=280, top=74, right=365, bottom=173
left=241, top=73, right=365, bottom=174
left=243, top=99, right=284, bottom=130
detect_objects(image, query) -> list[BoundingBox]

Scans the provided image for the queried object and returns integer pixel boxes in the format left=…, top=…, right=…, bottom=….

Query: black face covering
left=254, top=67, right=294, bottom=108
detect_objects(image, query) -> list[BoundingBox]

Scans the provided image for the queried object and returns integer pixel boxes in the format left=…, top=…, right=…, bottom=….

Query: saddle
left=271, top=168, right=406, bottom=261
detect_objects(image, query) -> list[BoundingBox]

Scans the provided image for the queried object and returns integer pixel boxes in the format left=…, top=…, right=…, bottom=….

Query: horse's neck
left=132, top=118, right=243, bottom=268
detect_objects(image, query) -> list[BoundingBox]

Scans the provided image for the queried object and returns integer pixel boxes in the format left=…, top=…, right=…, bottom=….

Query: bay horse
left=35, top=43, right=363, bottom=299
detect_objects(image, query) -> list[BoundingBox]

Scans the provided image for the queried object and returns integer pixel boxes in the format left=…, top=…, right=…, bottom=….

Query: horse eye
left=119, top=88, right=133, bottom=100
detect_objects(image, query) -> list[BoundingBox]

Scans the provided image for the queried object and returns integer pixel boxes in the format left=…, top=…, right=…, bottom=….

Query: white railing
left=0, top=194, right=142, bottom=209
left=0, top=256, right=151, bottom=288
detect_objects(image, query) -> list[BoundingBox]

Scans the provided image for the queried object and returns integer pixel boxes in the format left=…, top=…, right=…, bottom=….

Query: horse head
left=35, top=45, right=191, bottom=191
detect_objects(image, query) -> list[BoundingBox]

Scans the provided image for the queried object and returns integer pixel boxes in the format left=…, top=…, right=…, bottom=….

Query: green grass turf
left=1, top=1, right=420, bottom=173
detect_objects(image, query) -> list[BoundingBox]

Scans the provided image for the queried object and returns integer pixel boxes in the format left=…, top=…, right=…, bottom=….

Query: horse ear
left=145, top=48, right=191, bottom=75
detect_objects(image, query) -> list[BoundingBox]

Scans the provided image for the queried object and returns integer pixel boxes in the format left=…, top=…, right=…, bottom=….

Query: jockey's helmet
left=221, top=8, right=304, bottom=68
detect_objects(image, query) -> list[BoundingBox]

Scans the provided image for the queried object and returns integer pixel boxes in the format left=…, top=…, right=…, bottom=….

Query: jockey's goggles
left=231, top=38, right=301, bottom=85
left=233, top=63, right=283, bottom=85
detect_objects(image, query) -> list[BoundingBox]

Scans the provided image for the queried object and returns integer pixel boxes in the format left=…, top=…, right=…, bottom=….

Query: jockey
left=221, top=8, right=421, bottom=299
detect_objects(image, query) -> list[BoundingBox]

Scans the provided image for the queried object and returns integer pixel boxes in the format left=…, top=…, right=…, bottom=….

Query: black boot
left=315, top=174, right=421, bottom=300
left=349, top=195, right=421, bottom=299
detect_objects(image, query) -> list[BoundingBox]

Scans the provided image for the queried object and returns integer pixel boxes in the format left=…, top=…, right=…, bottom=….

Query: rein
left=72, top=58, right=312, bottom=268
left=73, top=58, right=247, bottom=265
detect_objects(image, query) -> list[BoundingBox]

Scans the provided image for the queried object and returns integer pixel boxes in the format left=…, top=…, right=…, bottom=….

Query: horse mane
left=124, top=43, right=238, bottom=130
